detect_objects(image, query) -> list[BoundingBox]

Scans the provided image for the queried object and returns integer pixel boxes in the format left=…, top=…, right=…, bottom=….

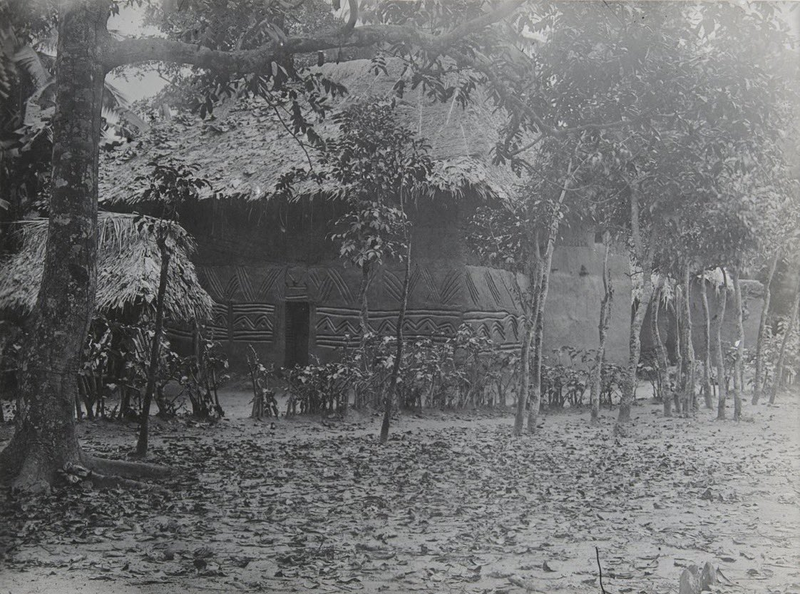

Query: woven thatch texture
left=0, top=213, right=213, bottom=323
left=99, top=59, right=517, bottom=204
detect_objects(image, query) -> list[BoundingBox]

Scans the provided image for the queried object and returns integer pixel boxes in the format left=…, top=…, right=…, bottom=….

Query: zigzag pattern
left=440, top=270, right=462, bottom=305
left=420, top=266, right=439, bottom=302
left=384, top=270, right=404, bottom=302
left=235, top=267, right=256, bottom=302
left=257, top=267, right=284, bottom=300
left=231, top=303, right=276, bottom=343
left=326, top=268, right=355, bottom=304
left=484, top=271, right=503, bottom=306
left=314, top=273, right=335, bottom=303
left=207, top=302, right=229, bottom=339
left=465, top=272, right=481, bottom=305
left=199, top=268, right=225, bottom=301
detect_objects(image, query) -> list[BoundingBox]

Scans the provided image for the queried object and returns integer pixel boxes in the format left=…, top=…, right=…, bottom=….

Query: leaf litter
left=1, top=390, right=799, bottom=594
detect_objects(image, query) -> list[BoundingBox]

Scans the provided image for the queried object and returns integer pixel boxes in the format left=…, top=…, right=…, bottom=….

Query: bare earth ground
left=0, top=387, right=799, bottom=594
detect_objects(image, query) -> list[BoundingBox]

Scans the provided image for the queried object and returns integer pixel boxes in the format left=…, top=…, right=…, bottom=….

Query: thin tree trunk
left=616, top=192, right=653, bottom=432
left=753, top=249, right=780, bottom=404
left=359, top=263, right=371, bottom=344
left=527, top=164, right=571, bottom=434
left=673, top=282, right=684, bottom=414
left=682, top=264, right=696, bottom=415
left=769, top=276, right=800, bottom=405
left=514, top=318, right=533, bottom=435
left=514, top=233, right=540, bottom=436
left=0, top=1, right=105, bottom=491
left=652, top=283, right=672, bottom=416
left=700, top=276, right=714, bottom=409
left=652, top=281, right=670, bottom=405
left=135, top=234, right=170, bottom=458
left=731, top=268, right=745, bottom=421
left=380, top=238, right=411, bottom=444
left=716, top=269, right=729, bottom=420
left=591, top=231, right=613, bottom=425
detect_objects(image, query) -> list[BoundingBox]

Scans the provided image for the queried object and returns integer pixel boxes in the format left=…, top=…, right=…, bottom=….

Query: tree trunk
left=135, top=234, right=170, bottom=458
left=527, top=166, right=571, bottom=434
left=681, top=264, right=696, bottom=415
left=753, top=249, right=780, bottom=404
left=591, top=231, right=613, bottom=425
left=358, top=262, right=371, bottom=344
left=716, top=269, right=729, bottom=420
left=700, top=276, right=714, bottom=409
left=0, top=2, right=105, bottom=491
left=380, top=238, right=411, bottom=444
left=769, top=275, right=800, bottom=405
left=731, top=268, right=745, bottom=421
left=616, top=192, right=653, bottom=432
left=0, top=2, right=170, bottom=490
left=652, top=281, right=670, bottom=408
left=653, top=283, right=672, bottom=416
left=514, top=233, right=540, bottom=436
left=673, top=283, right=684, bottom=414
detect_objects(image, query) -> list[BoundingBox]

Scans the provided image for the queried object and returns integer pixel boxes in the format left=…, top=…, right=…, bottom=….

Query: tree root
left=84, top=455, right=172, bottom=480
left=62, top=458, right=172, bottom=493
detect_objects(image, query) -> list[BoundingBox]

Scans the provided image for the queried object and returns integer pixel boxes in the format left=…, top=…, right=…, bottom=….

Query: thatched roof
left=0, top=213, right=213, bottom=323
left=99, top=59, right=517, bottom=204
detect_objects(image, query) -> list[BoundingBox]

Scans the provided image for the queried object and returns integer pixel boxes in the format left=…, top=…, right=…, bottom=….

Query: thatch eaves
left=0, top=213, right=213, bottom=323
left=99, top=59, right=518, bottom=205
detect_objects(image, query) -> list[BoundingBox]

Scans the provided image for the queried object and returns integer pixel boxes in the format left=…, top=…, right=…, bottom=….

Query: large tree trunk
left=135, top=234, right=170, bottom=458
left=769, top=275, right=800, bottom=405
left=0, top=2, right=105, bottom=491
left=700, top=276, right=714, bottom=409
left=590, top=231, right=613, bottom=425
left=681, top=264, right=696, bottom=415
left=616, top=192, right=653, bottom=432
left=731, top=268, right=745, bottom=421
left=753, top=250, right=780, bottom=404
left=715, top=270, right=729, bottom=420
left=0, top=2, right=169, bottom=490
left=380, top=238, right=411, bottom=444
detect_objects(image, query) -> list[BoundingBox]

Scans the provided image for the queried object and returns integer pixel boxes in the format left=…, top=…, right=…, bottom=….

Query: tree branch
left=101, top=0, right=527, bottom=72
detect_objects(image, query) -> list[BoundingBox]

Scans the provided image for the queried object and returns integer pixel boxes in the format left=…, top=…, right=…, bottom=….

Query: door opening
left=284, top=302, right=310, bottom=368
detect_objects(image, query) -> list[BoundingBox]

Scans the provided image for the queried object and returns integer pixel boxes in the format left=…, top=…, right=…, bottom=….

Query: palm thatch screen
left=0, top=212, right=213, bottom=323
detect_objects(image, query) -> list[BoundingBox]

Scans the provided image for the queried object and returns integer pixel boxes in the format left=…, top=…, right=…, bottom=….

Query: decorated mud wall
left=640, top=278, right=764, bottom=364
left=170, top=197, right=632, bottom=369
left=544, top=231, right=632, bottom=367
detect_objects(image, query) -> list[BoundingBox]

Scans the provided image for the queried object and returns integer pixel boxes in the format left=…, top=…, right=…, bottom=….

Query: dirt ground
left=1, top=386, right=799, bottom=594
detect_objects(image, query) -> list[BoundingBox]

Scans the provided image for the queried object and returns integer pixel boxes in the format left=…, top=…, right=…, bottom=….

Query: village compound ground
left=0, top=386, right=798, bottom=594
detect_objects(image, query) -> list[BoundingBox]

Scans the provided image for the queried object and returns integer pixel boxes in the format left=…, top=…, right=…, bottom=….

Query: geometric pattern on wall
left=315, top=307, right=462, bottom=348
left=439, top=270, right=462, bottom=306
left=463, top=310, right=522, bottom=345
left=464, top=271, right=481, bottom=306
left=315, top=307, right=362, bottom=348
left=484, top=270, right=503, bottom=306
left=258, top=267, right=284, bottom=300
left=231, top=303, right=275, bottom=343
left=198, top=267, right=225, bottom=301
left=235, top=266, right=257, bottom=301
left=206, top=301, right=230, bottom=340
left=309, top=267, right=354, bottom=305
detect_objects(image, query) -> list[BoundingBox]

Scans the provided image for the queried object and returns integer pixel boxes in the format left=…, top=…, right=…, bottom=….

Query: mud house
left=99, top=60, right=632, bottom=369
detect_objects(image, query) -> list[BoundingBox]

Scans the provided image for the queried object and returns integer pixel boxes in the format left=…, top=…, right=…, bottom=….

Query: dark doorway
left=284, top=302, right=310, bottom=368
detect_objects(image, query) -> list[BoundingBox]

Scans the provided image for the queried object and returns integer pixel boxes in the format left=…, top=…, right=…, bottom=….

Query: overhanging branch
left=101, top=0, right=527, bottom=72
